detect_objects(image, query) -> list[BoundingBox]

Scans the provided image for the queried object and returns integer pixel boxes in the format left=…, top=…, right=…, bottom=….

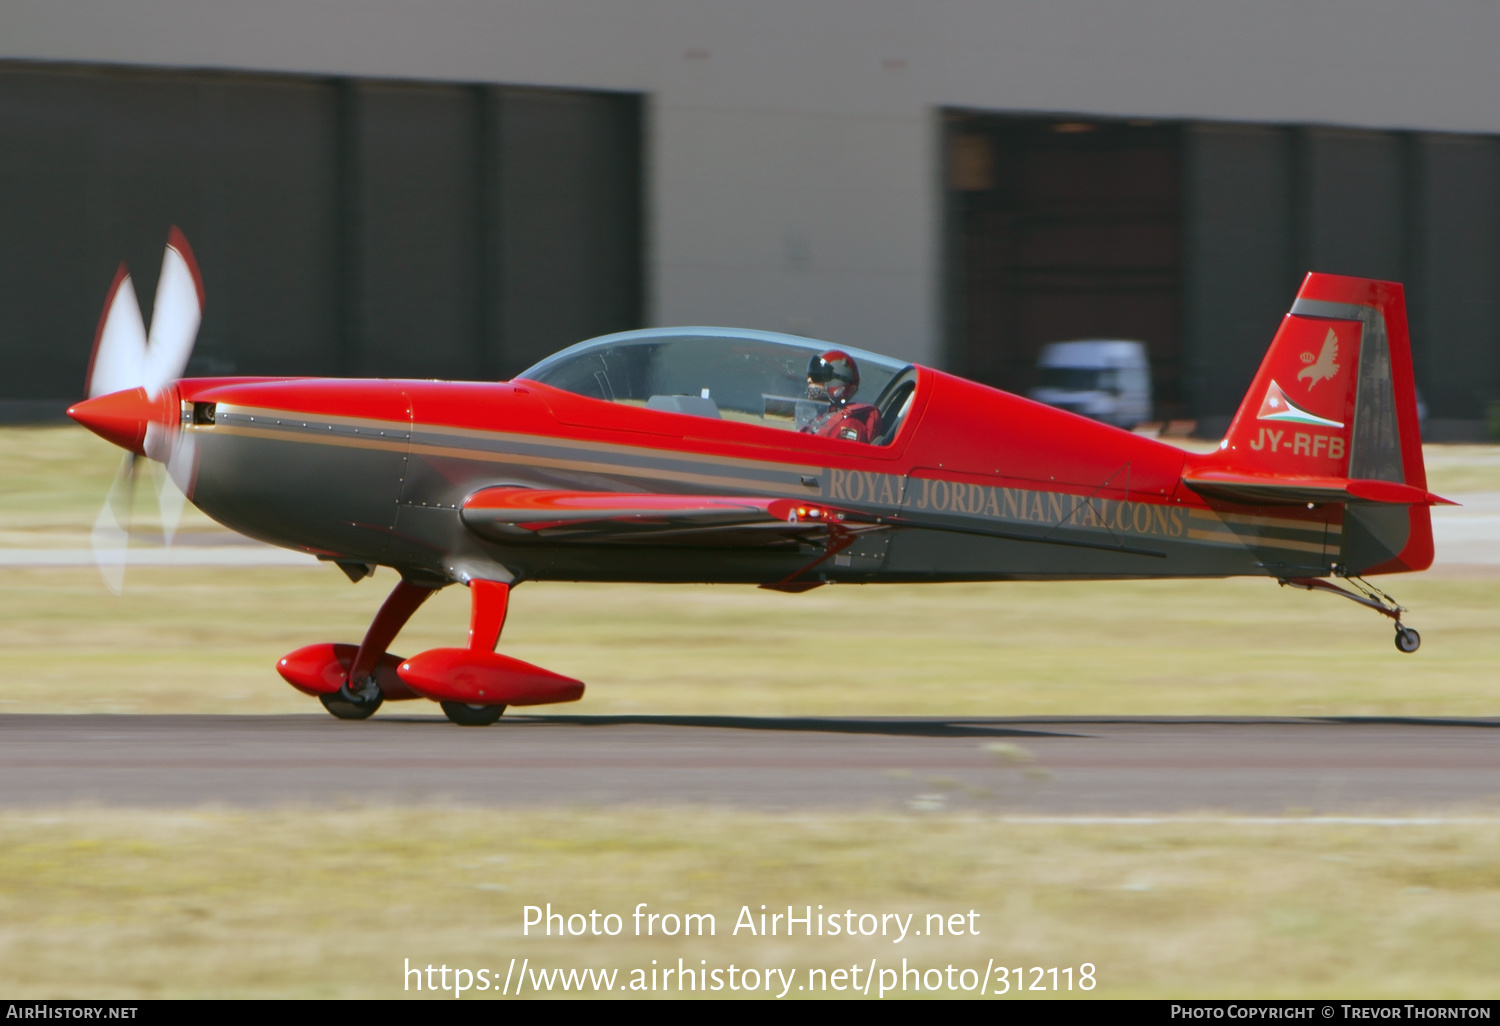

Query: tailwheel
left=441, top=701, right=507, bottom=726
left=320, top=678, right=384, bottom=720
left=1279, top=573, right=1419, bottom=653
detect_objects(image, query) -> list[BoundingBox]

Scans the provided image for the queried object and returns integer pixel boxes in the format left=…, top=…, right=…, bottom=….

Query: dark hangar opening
left=943, top=113, right=1185, bottom=420
left=944, top=111, right=1500, bottom=438
left=0, top=62, right=645, bottom=419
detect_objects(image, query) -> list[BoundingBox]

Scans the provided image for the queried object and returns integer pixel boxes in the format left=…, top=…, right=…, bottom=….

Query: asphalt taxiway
left=2, top=714, right=1496, bottom=813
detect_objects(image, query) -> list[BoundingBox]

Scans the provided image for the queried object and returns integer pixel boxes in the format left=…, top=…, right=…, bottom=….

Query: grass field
left=2, top=426, right=1497, bottom=999
left=0, top=426, right=1497, bottom=717
left=0, top=808, right=1496, bottom=999
left=3, top=565, right=1499, bottom=718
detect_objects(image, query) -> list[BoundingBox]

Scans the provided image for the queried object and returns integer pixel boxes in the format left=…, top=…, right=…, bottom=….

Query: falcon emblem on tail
left=1297, top=328, right=1340, bottom=389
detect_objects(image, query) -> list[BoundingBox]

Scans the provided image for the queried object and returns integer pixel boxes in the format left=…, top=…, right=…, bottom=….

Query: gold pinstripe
left=1186, top=528, right=1327, bottom=554
left=1192, top=509, right=1341, bottom=535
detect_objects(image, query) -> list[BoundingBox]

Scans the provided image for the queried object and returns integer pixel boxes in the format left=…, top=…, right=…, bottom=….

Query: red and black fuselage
left=157, top=362, right=1419, bottom=589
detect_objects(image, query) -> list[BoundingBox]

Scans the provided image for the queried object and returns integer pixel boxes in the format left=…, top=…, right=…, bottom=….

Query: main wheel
left=1394, top=626, right=1421, bottom=653
left=320, top=690, right=383, bottom=720
left=440, top=701, right=507, bottom=726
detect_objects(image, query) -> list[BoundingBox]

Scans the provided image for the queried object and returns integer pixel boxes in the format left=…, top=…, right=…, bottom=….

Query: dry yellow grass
left=3, top=566, right=1498, bottom=717
left=1423, top=445, right=1500, bottom=495
left=3, top=428, right=1497, bottom=1001
left=0, top=425, right=1497, bottom=717
left=0, top=808, right=1496, bottom=999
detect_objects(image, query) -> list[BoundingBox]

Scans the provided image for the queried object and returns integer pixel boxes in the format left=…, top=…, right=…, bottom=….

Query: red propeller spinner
left=67, top=386, right=178, bottom=456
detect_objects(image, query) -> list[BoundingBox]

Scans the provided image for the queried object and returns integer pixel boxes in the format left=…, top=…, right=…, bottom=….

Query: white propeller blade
left=91, top=453, right=138, bottom=596
left=83, top=227, right=205, bottom=593
left=142, top=229, right=203, bottom=398
left=150, top=430, right=197, bottom=548
left=86, top=271, right=147, bottom=399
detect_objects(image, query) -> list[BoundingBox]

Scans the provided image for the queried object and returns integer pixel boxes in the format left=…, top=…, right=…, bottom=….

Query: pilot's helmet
left=807, top=350, right=860, bottom=404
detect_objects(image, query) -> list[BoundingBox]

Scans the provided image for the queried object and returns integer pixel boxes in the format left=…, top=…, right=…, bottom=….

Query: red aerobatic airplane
left=68, top=230, right=1445, bottom=725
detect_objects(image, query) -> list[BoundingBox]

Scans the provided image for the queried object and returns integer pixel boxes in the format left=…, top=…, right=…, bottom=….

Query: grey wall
left=8, top=1, right=1500, bottom=376
left=5, top=2, right=1500, bottom=409
left=0, top=63, right=642, bottom=409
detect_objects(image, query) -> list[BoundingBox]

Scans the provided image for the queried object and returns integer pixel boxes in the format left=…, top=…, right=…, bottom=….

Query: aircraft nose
left=67, top=387, right=169, bottom=455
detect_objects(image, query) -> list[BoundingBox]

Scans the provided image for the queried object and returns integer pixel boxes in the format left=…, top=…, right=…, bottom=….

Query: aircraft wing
left=1182, top=472, right=1453, bottom=506
left=460, top=487, right=878, bottom=547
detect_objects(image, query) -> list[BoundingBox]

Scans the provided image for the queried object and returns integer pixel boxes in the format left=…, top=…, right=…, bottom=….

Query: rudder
left=1188, top=272, right=1434, bottom=574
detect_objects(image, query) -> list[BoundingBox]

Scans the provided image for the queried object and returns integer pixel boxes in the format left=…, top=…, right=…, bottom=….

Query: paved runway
left=2, top=714, right=1497, bottom=813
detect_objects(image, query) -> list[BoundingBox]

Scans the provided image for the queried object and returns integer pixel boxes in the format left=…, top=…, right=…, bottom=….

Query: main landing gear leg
left=440, top=580, right=511, bottom=726
left=322, top=579, right=439, bottom=720
left=1279, top=574, right=1420, bottom=653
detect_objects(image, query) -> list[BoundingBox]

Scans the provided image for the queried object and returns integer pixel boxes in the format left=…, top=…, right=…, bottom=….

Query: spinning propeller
left=68, top=228, right=204, bottom=593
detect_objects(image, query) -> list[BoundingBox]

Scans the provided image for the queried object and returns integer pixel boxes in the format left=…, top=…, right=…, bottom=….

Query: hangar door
left=0, top=63, right=643, bottom=419
left=944, top=114, right=1184, bottom=419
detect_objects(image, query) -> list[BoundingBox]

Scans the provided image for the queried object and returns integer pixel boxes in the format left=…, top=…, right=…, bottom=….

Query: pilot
left=802, top=350, right=882, bottom=443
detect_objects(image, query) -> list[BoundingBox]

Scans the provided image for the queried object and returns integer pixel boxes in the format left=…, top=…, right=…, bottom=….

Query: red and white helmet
left=806, top=350, right=860, bottom=404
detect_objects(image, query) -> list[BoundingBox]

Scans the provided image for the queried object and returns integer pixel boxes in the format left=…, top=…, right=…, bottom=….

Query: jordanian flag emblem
left=1257, top=380, right=1344, bottom=428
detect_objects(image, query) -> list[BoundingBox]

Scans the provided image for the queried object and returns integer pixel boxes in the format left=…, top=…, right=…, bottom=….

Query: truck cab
left=1028, top=339, right=1152, bottom=430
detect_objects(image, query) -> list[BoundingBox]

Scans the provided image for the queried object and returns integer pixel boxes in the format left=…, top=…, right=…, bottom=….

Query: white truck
left=1028, top=339, right=1152, bottom=430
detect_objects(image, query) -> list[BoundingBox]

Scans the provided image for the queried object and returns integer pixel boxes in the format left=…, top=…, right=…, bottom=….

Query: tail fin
left=1183, top=273, right=1442, bottom=575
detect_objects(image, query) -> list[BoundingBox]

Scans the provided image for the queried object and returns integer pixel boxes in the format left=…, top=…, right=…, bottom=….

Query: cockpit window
left=517, top=327, right=917, bottom=445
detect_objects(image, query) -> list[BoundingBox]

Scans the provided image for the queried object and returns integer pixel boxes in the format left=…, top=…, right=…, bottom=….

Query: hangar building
left=2, top=2, right=1499, bottom=438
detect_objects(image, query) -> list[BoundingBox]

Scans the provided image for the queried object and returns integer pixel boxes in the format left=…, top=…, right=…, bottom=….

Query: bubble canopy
left=516, top=327, right=916, bottom=443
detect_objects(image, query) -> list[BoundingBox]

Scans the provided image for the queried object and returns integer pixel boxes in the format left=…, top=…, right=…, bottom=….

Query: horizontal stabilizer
left=1182, top=471, right=1453, bottom=507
